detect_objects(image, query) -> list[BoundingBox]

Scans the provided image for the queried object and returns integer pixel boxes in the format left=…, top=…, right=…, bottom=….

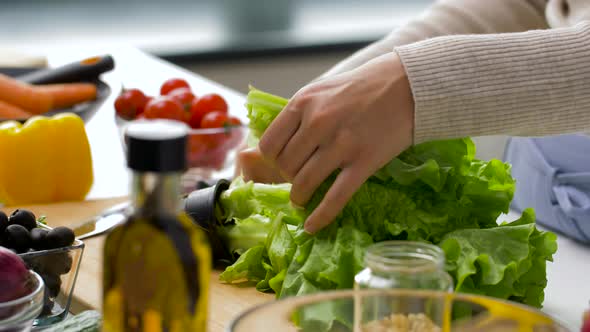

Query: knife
left=73, top=201, right=131, bottom=240
left=73, top=179, right=224, bottom=240
left=17, top=55, right=115, bottom=84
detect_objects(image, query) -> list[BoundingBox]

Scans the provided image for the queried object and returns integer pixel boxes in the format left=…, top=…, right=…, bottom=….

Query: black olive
left=9, top=209, right=37, bottom=231
left=21, top=254, right=39, bottom=270
left=0, top=211, right=8, bottom=234
left=2, top=224, right=31, bottom=253
left=42, top=273, right=62, bottom=298
left=36, top=252, right=73, bottom=275
left=41, top=287, right=55, bottom=315
left=45, top=227, right=75, bottom=249
left=30, top=228, right=48, bottom=250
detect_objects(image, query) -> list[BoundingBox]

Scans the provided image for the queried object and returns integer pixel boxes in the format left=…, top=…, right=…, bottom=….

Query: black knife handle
left=17, top=55, right=115, bottom=84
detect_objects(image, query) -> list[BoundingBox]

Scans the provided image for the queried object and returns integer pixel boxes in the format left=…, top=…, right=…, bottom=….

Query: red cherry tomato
left=160, top=78, right=190, bottom=95
left=114, top=89, right=148, bottom=120
left=194, top=93, right=228, bottom=113
left=143, top=97, right=186, bottom=122
left=188, top=98, right=206, bottom=128
left=168, top=88, right=196, bottom=111
left=200, top=111, right=229, bottom=128
left=198, top=111, right=231, bottom=149
left=140, top=96, right=154, bottom=116
left=227, top=116, right=242, bottom=126
left=188, top=94, right=228, bottom=129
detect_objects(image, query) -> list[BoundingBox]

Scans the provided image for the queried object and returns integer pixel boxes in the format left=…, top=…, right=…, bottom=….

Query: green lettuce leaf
left=219, top=245, right=266, bottom=283
left=439, top=208, right=557, bottom=308
left=245, top=86, right=289, bottom=146
left=218, top=177, right=304, bottom=255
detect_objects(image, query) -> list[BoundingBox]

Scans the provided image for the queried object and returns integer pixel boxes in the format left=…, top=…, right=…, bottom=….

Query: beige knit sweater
left=322, top=0, right=590, bottom=143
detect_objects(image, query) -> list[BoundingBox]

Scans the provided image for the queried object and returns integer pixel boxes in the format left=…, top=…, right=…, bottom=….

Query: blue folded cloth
left=504, top=134, right=590, bottom=243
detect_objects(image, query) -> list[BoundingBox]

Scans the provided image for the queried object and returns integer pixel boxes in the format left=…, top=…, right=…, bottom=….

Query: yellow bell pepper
left=0, top=113, right=93, bottom=205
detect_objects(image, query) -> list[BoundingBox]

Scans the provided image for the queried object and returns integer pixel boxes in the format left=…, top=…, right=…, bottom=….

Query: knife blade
left=73, top=201, right=131, bottom=240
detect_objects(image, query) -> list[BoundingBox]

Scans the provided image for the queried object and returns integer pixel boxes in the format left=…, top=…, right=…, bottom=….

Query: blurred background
left=1, top=0, right=509, bottom=159
left=0, top=0, right=432, bottom=97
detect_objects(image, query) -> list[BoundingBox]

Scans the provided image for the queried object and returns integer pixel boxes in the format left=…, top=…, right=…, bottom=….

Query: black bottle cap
left=124, top=120, right=188, bottom=172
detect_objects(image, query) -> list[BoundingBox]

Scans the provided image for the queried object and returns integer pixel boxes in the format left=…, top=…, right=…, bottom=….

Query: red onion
left=0, top=247, right=32, bottom=303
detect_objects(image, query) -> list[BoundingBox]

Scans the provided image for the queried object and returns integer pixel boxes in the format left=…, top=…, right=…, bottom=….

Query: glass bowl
left=0, top=271, right=44, bottom=332
left=17, top=225, right=84, bottom=327
left=116, top=117, right=249, bottom=193
left=229, top=289, right=570, bottom=332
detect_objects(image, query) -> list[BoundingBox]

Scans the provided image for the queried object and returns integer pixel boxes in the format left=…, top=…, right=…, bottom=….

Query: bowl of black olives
left=0, top=209, right=84, bottom=327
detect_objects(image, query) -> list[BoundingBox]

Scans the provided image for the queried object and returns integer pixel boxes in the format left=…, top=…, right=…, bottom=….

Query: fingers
left=303, top=164, right=371, bottom=234
left=290, top=146, right=340, bottom=207
left=274, top=128, right=321, bottom=181
left=237, top=148, right=286, bottom=184
left=258, top=106, right=301, bottom=161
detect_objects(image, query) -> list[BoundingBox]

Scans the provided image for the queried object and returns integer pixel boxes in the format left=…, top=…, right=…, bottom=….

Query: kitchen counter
left=29, top=46, right=590, bottom=331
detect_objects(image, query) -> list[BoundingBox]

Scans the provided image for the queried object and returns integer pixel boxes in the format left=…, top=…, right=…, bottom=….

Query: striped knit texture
left=395, top=22, right=590, bottom=143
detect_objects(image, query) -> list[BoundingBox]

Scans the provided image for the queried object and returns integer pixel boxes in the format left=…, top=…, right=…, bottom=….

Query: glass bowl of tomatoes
left=115, top=78, right=249, bottom=192
left=182, top=124, right=247, bottom=190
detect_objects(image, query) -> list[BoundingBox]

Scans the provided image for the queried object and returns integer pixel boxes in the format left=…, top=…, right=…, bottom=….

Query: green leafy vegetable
left=439, top=208, right=557, bottom=308
left=217, top=87, right=557, bottom=330
left=245, top=86, right=288, bottom=146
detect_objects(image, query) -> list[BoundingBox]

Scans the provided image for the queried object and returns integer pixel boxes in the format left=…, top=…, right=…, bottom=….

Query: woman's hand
left=258, top=52, right=415, bottom=233
left=236, top=147, right=286, bottom=184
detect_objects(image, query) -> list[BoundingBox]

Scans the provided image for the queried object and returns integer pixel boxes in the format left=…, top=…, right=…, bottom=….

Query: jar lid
left=125, top=120, right=188, bottom=172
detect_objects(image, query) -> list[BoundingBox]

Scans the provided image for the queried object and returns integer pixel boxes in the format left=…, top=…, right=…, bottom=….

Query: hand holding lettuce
left=216, top=88, right=557, bottom=323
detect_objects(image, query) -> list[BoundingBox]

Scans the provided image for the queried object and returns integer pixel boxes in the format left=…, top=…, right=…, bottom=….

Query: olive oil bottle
left=103, top=121, right=211, bottom=332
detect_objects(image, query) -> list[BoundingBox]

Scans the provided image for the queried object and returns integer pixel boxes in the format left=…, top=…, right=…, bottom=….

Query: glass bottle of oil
left=102, top=120, right=211, bottom=332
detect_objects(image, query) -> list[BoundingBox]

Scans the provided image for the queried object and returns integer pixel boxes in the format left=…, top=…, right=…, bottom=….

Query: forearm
left=396, top=22, right=590, bottom=143
left=319, top=0, right=548, bottom=79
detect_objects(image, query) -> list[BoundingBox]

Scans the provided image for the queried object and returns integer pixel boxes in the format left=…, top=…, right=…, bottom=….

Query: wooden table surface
left=2, top=199, right=273, bottom=332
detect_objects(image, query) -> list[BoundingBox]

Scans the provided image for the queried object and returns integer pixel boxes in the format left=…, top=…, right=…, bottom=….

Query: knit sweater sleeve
left=395, top=22, right=590, bottom=143
left=319, top=0, right=548, bottom=79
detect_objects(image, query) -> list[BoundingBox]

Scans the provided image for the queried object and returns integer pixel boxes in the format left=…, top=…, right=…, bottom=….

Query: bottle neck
left=364, top=241, right=445, bottom=275
left=131, top=172, right=182, bottom=217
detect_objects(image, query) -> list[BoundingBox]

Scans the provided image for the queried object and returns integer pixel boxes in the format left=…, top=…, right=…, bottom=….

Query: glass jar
left=354, top=242, right=454, bottom=327
left=355, top=241, right=453, bottom=292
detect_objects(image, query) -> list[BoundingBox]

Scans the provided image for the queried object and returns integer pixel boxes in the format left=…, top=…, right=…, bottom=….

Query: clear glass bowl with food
left=181, top=124, right=248, bottom=190
left=18, top=233, right=84, bottom=327
left=117, top=118, right=248, bottom=193
left=229, top=289, right=570, bottom=332
left=0, top=269, right=44, bottom=332
left=1, top=207, right=84, bottom=327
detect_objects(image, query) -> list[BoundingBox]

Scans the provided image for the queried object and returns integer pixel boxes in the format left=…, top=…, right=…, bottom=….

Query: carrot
left=36, top=83, right=97, bottom=109
left=0, top=73, right=53, bottom=114
left=0, top=100, right=33, bottom=120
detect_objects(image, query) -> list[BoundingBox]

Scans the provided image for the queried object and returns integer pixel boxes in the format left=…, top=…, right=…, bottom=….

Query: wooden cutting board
left=1, top=198, right=273, bottom=332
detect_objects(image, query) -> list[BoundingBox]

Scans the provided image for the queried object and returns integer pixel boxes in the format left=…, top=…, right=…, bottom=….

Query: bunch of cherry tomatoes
left=114, top=78, right=245, bottom=169
left=114, top=78, right=242, bottom=129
